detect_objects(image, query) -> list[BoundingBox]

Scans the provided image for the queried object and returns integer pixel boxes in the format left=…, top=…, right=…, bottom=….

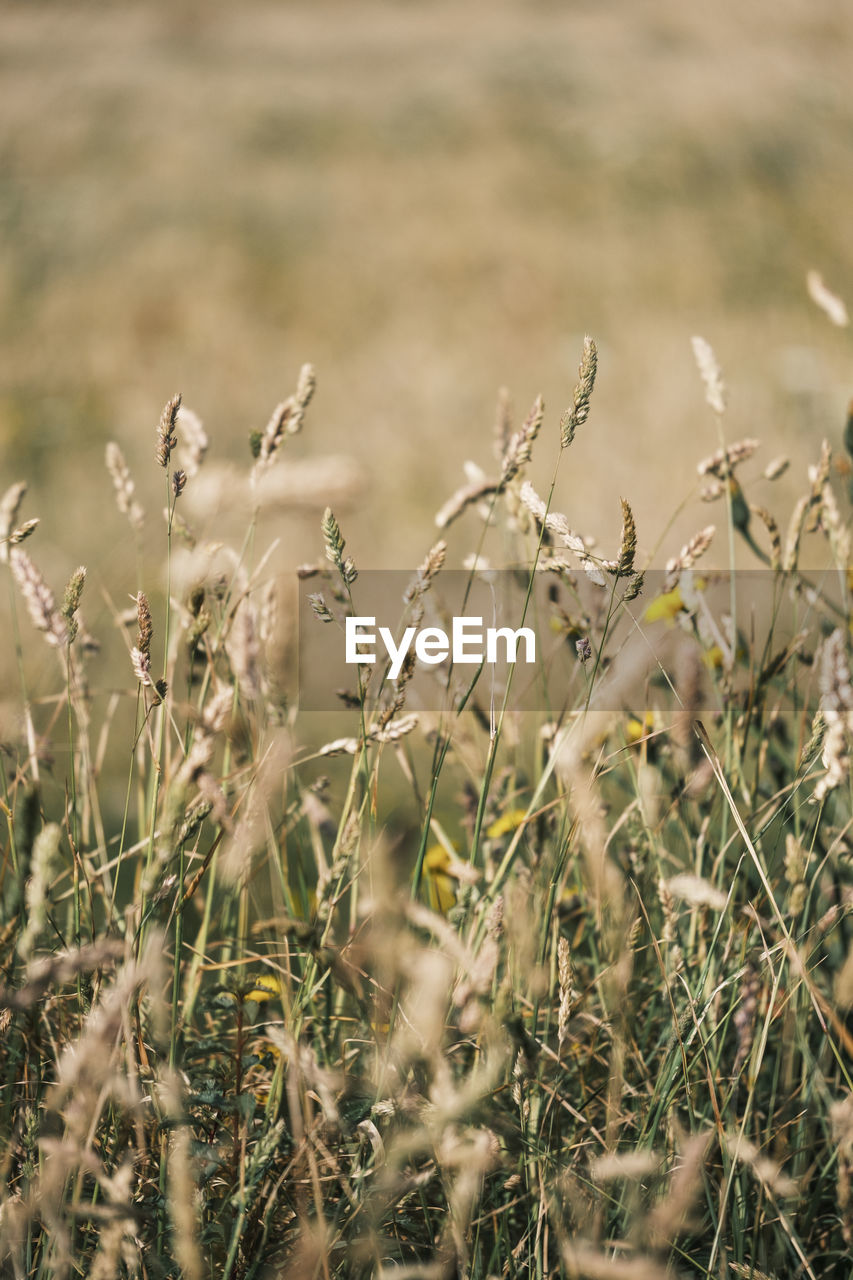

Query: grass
left=2, top=328, right=853, bottom=1278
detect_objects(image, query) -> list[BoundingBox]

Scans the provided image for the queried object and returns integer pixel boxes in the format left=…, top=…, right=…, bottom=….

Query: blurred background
left=2, top=0, right=853, bottom=650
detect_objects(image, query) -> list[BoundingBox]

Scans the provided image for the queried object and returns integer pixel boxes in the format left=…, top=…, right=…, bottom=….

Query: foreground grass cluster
left=2, top=331, right=853, bottom=1280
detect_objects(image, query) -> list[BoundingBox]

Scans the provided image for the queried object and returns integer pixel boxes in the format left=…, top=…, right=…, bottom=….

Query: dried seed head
left=799, top=706, right=826, bottom=771
left=341, top=555, right=357, bottom=586
left=784, top=833, right=806, bottom=887
left=258, top=399, right=293, bottom=466
left=289, top=363, right=316, bottom=435
left=691, top=335, right=726, bottom=415
left=764, top=455, right=790, bottom=481
left=61, top=566, right=86, bottom=644
left=186, top=609, right=210, bottom=653
left=520, top=482, right=586, bottom=554
left=435, top=476, right=497, bottom=529
left=203, top=686, right=234, bottom=735
left=374, top=711, right=419, bottom=743
left=130, top=646, right=153, bottom=687
left=815, top=629, right=853, bottom=801
left=622, top=569, right=644, bottom=602
left=135, top=591, right=153, bottom=657
left=697, top=438, right=759, bottom=479
left=561, top=335, right=597, bottom=448
left=807, top=269, right=849, bottom=327
left=805, top=439, right=833, bottom=533
left=579, top=554, right=607, bottom=588
left=0, top=482, right=27, bottom=562
left=821, top=477, right=850, bottom=564
left=667, top=873, right=727, bottom=911
left=172, top=469, right=187, bottom=498
left=783, top=494, right=809, bottom=570
left=750, top=505, right=781, bottom=570
left=732, top=963, right=761, bottom=1078
left=501, top=394, right=544, bottom=485
left=8, top=519, right=39, bottom=547
left=18, top=823, right=62, bottom=961
left=226, top=594, right=261, bottom=703
left=664, top=525, right=716, bottom=589
left=321, top=507, right=346, bottom=573
left=617, top=498, right=636, bottom=576
left=156, top=394, right=182, bottom=469
left=105, top=442, right=145, bottom=529
left=405, top=539, right=447, bottom=604
left=308, top=593, right=334, bottom=623
left=10, top=551, right=67, bottom=648
left=557, top=936, right=573, bottom=1047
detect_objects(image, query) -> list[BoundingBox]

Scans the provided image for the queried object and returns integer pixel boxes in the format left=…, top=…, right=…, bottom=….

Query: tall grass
left=2, top=334, right=853, bottom=1280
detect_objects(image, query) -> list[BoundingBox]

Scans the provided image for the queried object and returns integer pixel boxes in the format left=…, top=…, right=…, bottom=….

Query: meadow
left=1, top=322, right=853, bottom=1276
left=4, top=3, right=853, bottom=1275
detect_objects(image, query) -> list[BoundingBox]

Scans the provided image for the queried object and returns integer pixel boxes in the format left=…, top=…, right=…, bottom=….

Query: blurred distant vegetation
left=1, top=0, right=852, bottom=586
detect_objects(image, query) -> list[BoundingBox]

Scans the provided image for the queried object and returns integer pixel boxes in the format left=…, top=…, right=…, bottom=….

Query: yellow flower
left=625, top=711, right=656, bottom=745
left=245, top=1037, right=285, bottom=1103
left=644, top=586, right=686, bottom=624
left=424, top=842, right=459, bottom=914
left=702, top=642, right=746, bottom=670
left=486, top=808, right=528, bottom=839
left=703, top=645, right=725, bottom=670
left=644, top=576, right=708, bottom=625
left=244, top=974, right=283, bottom=1004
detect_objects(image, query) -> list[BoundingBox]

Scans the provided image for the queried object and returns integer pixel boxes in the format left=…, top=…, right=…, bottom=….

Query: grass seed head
left=135, top=591, right=153, bottom=656
left=61, top=566, right=86, bottom=643
left=156, top=393, right=182, bottom=469
left=617, top=497, right=637, bottom=576
left=561, top=334, right=597, bottom=448
left=105, top=442, right=145, bottom=528
left=501, top=393, right=544, bottom=485
left=807, top=268, right=849, bottom=327
left=11, top=550, right=67, bottom=648
left=691, top=334, right=726, bottom=415
left=0, top=481, right=27, bottom=561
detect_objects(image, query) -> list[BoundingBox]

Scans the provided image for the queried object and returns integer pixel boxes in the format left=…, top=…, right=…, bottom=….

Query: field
left=3, top=3, right=853, bottom=1277
left=3, top=0, right=853, bottom=581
